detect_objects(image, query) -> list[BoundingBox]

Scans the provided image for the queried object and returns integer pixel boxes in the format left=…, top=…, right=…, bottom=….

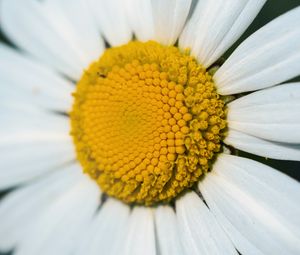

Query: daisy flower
left=0, top=0, right=300, bottom=254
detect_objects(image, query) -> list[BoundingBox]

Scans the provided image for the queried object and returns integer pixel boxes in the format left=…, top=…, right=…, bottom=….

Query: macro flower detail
left=0, top=0, right=300, bottom=255
left=71, top=41, right=226, bottom=204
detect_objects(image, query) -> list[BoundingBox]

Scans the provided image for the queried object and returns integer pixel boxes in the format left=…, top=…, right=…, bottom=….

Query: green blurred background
left=0, top=0, right=299, bottom=254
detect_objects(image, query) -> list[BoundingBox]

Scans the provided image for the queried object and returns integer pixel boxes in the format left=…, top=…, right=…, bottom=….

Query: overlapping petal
left=176, top=192, right=237, bottom=255
left=0, top=104, right=74, bottom=189
left=14, top=175, right=100, bottom=255
left=227, top=83, right=300, bottom=143
left=215, top=7, right=300, bottom=95
left=0, top=164, right=84, bottom=251
left=74, top=199, right=129, bottom=255
left=0, top=44, right=74, bottom=112
left=155, top=206, right=184, bottom=255
left=0, top=0, right=104, bottom=79
left=180, top=0, right=265, bottom=67
left=199, top=154, right=300, bottom=255
left=121, top=207, right=156, bottom=255
left=125, top=0, right=155, bottom=42
left=225, top=129, right=300, bottom=161
left=151, top=0, right=192, bottom=46
left=88, top=0, right=132, bottom=46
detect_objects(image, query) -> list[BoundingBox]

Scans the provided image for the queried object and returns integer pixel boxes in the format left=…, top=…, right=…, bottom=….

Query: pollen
left=71, top=41, right=226, bottom=205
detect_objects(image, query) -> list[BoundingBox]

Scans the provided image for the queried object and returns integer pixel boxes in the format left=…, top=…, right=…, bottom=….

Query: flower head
left=0, top=0, right=300, bottom=255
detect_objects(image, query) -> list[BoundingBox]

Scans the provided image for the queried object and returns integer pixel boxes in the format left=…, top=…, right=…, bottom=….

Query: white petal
left=88, top=0, right=132, bottom=46
left=229, top=82, right=300, bottom=108
left=176, top=192, right=237, bottom=255
left=214, top=7, right=300, bottom=95
left=0, top=44, right=74, bottom=112
left=179, top=0, right=265, bottom=67
left=75, top=199, right=130, bottom=255
left=0, top=103, right=69, bottom=134
left=126, top=0, right=155, bottom=42
left=199, top=154, right=300, bottom=255
left=122, top=207, right=156, bottom=255
left=0, top=105, right=75, bottom=189
left=45, top=0, right=104, bottom=62
left=0, top=163, right=84, bottom=251
left=154, top=205, right=184, bottom=255
left=15, top=175, right=100, bottom=255
left=225, top=129, right=300, bottom=161
left=0, top=0, right=102, bottom=79
left=151, top=0, right=192, bottom=46
left=227, top=83, right=300, bottom=143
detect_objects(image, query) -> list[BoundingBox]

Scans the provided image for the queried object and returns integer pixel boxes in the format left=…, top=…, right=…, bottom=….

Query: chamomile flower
left=0, top=0, right=300, bottom=255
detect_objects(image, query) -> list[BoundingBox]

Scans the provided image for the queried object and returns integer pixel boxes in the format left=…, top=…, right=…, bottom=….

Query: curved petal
left=176, top=192, right=237, bottom=255
left=87, top=0, right=132, bottom=46
left=225, top=129, right=300, bottom=161
left=0, top=0, right=104, bottom=79
left=125, top=0, right=155, bottom=42
left=74, top=199, right=130, bottom=255
left=154, top=205, right=184, bottom=255
left=179, top=0, right=265, bottom=67
left=0, top=105, right=75, bottom=189
left=15, top=175, right=100, bottom=255
left=122, top=207, right=156, bottom=255
left=0, top=103, right=69, bottom=135
left=151, top=0, right=192, bottom=46
left=44, top=0, right=104, bottom=63
left=229, top=82, right=300, bottom=108
left=227, top=83, right=300, bottom=143
left=214, top=7, right=300, bottom=95
left=0, top=44, right=74, bottom=112
left=0, top=164, right=84, bottom=251
left=199, top=154, right=300, bottom=255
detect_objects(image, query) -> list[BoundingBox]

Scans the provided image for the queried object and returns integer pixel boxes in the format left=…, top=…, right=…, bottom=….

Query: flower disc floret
left=71, top=41, right=226, bottom=205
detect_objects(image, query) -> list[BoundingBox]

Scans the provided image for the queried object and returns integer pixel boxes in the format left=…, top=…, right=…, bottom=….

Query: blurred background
left=0, top=0, right=299, bottom=254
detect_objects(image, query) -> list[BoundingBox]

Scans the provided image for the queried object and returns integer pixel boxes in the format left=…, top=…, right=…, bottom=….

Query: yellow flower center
left=71, top=41, right=226, bottom=205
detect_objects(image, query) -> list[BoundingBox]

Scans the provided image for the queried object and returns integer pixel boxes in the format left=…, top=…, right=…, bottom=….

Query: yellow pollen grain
left=71, top=41, right=226, bottom=205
